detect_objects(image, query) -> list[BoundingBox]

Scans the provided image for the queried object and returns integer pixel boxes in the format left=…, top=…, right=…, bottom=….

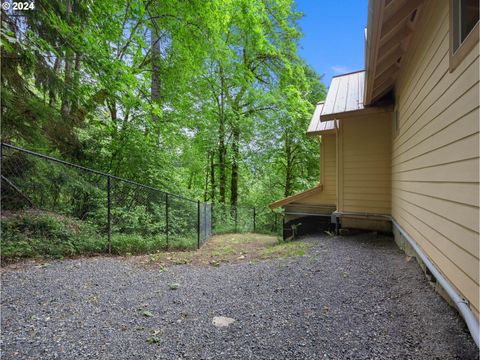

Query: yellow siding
left=393, top=0, right=479, bottom=316
left=339, top=113, right=392, bottom=214
left=300, top=134, right=336, bottom=205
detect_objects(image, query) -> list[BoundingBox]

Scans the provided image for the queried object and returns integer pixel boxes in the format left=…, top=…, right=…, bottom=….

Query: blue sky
left=295, top=0, right=368, bottom=87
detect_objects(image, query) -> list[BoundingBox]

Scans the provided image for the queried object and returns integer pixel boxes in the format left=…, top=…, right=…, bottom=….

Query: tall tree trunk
left=204, top=152, right=210, bottom=202
left=49, top=56, right=61, bottom=106
left=60, top=51, right=73, bottom=119
left=218, top=67, right=226, bottom=203
left=187, top=171, right=194, bottom=190
left=210, top=149, right=215, bottom=203
left=107, top=99, right=117, bottom=122
left=218, top=122, right=226, bottom=203
left=70, top=52, right=81, bottom=119
left=284, top=135, right=293, bottom=197
left=60, top=0, right=73, bottom=120
left=151, top=26, right=161, bottom=125
left=230, top=123, right=240, bottom=206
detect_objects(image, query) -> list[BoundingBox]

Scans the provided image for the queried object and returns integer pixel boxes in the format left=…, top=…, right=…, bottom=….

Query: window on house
left=450, top=0, right=479, bottom=70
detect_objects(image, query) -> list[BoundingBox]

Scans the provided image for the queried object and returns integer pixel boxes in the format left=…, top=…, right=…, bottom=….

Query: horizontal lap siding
left=341, top=114, right=392, bottom=214
left=324, top=135, right=337, bottom=202
left=393, top=0, right=479, bottom=315
left=301, top=135, right=336, bottom=205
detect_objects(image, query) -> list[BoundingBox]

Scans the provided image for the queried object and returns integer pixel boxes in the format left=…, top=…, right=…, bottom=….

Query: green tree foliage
left=1, top=0, right=325, bottom=208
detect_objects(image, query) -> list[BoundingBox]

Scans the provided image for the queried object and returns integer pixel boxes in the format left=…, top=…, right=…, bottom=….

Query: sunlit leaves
left=2, top=0, right=325, bottom=209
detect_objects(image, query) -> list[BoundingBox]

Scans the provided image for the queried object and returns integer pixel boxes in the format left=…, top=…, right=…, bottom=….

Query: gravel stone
left=1, top=233, right=478, bottom=359
left=212, top=316, right=236, bottom=328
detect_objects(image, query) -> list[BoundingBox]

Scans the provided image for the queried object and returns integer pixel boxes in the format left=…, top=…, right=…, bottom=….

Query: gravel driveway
left=1, top=233, right=478, bottom=359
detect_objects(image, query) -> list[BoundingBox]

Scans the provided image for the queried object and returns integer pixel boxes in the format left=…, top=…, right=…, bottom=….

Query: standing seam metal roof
left=320, top=70, right=365, bottom=119
left=307, top=102, right=337, bottom=135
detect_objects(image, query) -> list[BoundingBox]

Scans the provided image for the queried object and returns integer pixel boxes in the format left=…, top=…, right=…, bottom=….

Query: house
left=270, top=0, right=479, bottom=344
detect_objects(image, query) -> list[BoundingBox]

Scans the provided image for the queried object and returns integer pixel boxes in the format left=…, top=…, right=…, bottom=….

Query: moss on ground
left=140, top=233, right=312, bottom=268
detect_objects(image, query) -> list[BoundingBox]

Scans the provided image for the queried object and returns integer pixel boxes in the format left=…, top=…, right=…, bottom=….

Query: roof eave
left=306, top=128, right=337, bottom=137
left=320, top=105, right=393, bottom=122
left=364, top=0, right=425, bottom=105
left=364, top=0, right=383, bottom=106
left=269, top=185, right=324, bottom=209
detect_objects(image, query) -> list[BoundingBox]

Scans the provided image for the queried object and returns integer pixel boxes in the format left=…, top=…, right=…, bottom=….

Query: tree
left=1, top=0, right=325, bottom=210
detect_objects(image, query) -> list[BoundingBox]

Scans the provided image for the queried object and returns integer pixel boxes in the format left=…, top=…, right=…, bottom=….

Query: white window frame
left=449, top=0, right=479, bottom=71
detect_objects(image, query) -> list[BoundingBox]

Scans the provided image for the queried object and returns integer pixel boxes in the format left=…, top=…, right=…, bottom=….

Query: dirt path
left=134, top=233, right=311, bottom=267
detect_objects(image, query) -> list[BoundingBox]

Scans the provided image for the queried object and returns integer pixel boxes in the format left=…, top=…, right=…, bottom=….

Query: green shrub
left=110, top=233, right=165, bottom=254
left=1, top=211, right=105, bottom=262
left=167, top=234, right=197, bottom=250
left=0, top=210, right=199, bottom=262
left=111, top=203, right=166, bottom=236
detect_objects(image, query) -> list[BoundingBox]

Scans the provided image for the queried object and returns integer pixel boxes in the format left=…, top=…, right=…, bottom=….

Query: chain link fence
left=0, top=143, right=282, bottom=260
left=211, top=203, right=282, bottom=236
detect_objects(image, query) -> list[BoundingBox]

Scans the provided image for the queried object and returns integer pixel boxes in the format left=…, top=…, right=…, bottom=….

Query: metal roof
left=307, top=102, right=337, bottom=136
left=269, top=184, right=323, bottom=209
left=320, top=70, right=365, bottom=120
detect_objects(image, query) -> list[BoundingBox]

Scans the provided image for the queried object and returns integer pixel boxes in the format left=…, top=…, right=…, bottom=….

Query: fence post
left=107, top=175, right=111, bottom=254
left=197, top=200, right=201, bottom=249
left=204, top=202, right=207, bottom=240
left=253, top=207, right=256, bottom=233
left=165, top=193, right=169, bottom=249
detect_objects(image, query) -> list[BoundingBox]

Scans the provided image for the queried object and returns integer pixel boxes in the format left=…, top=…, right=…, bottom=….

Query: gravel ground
left=1, top=233, right=478, bottom=359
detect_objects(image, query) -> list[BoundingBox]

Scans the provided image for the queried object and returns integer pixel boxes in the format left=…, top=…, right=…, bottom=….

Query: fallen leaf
left=142, top=310, right=154, bottom=317
left=146, top=336, right=161, bottom=344
left=169, top=283, right=179, bottom=290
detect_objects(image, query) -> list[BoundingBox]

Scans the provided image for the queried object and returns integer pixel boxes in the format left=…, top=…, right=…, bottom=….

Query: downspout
left=391, top=218, right=480, bottom=348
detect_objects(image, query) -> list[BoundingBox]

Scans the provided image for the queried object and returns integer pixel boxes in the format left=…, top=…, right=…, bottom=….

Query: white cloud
left=331, top=65, right=351, bottom=75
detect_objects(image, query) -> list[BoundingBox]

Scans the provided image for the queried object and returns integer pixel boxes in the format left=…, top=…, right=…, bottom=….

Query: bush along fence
left=0, top=143, right=283, bottom=260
